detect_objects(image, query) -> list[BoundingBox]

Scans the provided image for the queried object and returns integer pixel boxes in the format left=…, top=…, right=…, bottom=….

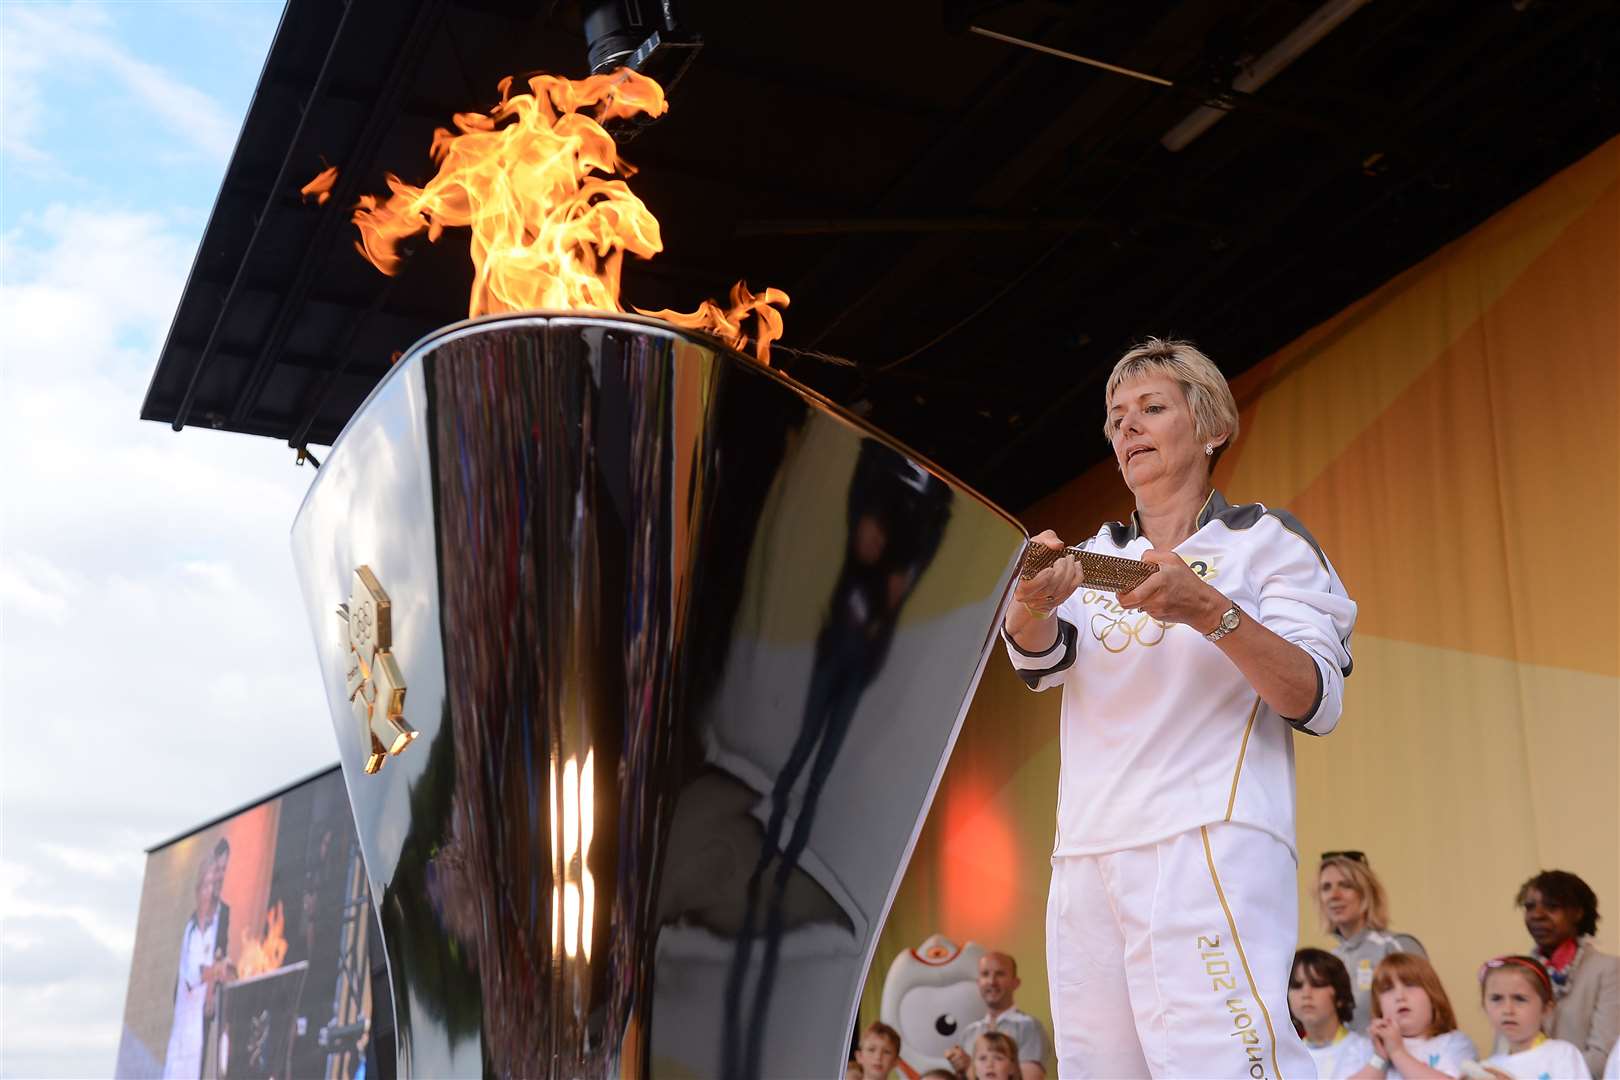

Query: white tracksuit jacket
left=1005, top=490, right=1356, bottom=860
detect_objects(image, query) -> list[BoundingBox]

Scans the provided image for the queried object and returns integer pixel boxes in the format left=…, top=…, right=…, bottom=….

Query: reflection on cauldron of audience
left=722, top=441, right=952, bottom=1080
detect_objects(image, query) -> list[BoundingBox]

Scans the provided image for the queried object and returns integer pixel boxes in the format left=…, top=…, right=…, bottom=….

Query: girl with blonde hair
left=972, top=1031, right=1021, bottom=1080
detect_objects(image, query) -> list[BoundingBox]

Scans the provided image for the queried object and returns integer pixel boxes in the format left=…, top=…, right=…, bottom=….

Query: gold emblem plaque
left=339, top=565, right=417, bottom=774
left=1018, top=545, right=1159, bottom=593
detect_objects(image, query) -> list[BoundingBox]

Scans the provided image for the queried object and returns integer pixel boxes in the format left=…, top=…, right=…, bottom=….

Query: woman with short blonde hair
left=1101, top=339, right=1241, bottom=467
left=1005, top=337, right=1357, bottom=1078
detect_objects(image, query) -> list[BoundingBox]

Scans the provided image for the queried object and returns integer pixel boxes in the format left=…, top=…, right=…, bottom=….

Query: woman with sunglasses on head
left=1504, top=870, right=1619, bottom=1076
left=1005, top=339, right=1357, bottom=1078
left=1318, top=851, right=1428, bottom=1034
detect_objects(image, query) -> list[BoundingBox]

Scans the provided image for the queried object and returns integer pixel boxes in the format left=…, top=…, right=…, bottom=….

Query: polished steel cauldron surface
left=290, top=313, right=1027, bottom=1077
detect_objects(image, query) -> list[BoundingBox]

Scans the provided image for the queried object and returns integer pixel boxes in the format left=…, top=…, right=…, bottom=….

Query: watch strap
left=1204, top=604, right=1241, bottom=643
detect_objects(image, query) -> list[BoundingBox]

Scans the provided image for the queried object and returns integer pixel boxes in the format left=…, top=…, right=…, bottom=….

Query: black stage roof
left=141, top=0, right=1619, bottom=509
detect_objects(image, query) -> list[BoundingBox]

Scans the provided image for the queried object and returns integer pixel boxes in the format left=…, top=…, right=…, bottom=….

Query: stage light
left=580, top=0, right=703, bottom=122
left=582, top=0, right=649, bottom=74
left=1160, top=0, right=1373, bottom=153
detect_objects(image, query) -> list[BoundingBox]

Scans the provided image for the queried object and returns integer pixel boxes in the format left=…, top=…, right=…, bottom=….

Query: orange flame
left=236, top=901, right=289, bottom=979
left=642, top=281, right=790, bottom=366
left=300, top=165, right=338, bottom=206
left=327, top=69, right=788, bottom=363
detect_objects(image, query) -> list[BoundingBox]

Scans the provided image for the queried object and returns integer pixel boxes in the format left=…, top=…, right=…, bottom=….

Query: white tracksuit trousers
left=1046, top=822, right=1317, bottom=1080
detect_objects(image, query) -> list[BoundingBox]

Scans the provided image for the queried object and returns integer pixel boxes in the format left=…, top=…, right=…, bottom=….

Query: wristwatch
left=1204, top=603, right=1241, bottom=643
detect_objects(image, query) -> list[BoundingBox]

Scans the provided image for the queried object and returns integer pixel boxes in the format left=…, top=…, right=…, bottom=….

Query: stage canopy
left=139, top=0, right=1620, bottom=508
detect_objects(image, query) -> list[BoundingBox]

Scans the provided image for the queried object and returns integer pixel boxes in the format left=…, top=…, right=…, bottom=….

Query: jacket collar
left=1114, top=489, right=1226, bottom=545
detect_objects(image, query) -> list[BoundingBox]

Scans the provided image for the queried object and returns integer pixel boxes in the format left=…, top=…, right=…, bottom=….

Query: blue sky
left=0, top=4, right=351, bottom=1075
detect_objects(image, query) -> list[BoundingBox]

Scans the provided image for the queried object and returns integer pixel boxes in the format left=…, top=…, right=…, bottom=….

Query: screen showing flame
left=313, top=70, right=788, bottom=363
left=235, top=900, right=289, bottom=979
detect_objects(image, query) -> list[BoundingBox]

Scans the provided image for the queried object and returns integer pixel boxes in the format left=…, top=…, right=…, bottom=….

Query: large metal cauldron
left=290, top=313, right=1027, bottom=1077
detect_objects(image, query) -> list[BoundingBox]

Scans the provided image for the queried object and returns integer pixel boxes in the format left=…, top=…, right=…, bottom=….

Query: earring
left=1204, top=443, right=1214, bottom=456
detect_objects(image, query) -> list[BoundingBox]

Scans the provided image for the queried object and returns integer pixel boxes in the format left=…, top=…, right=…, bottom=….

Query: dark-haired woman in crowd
left=1318, top=852, right=1427, bottom=1032
left=1507, top=870, right=1619, bottom=1075
left=1290, top=948, right=1374, bottom=1078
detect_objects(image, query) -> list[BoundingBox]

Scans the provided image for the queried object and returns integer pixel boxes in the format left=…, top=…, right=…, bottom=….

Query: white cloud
left=0, top=8, right=325, bottom=1076
left=0, top=860, right=138, bottom=956
left=0, top=204, right=193, bottom=345
left=0, top=18, right=51, bottom=165
left=0, top=202, right=337, bottom=1076
left=0, top=938, right=131, bottom=1078
left=0, top=551, right=85, bottom=625
left=0, top=3, right=239, bottom=168
left=38, top=842, right=147, bottom=882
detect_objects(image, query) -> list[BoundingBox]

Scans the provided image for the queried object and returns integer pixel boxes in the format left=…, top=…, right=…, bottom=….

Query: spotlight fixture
left=1160, top=0, right=1373, bottom=152
left=581, top=0, right=703, bottom=99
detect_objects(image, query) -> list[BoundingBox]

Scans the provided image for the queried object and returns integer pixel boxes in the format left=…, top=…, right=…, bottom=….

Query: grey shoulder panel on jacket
left=1209, top=501, right=1333, bottom=573
left=1103, top=519, right=1137, bottom=547
left=1210, top=499, right=1352, bottom=676
left=1392, top=932, right=1427, bottom=957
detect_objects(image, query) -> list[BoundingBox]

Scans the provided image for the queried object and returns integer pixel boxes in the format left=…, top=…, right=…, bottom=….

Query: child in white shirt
left=1350, top=953, right=1476, bottom=1078
left=854, top=1022, right=902, bottom=1080
left=1291, top=948, right=1376, bottom=1078
left=1476, top=955, right=1591, bottom=1079
left=972, top=1031, right=1021, bottom=1080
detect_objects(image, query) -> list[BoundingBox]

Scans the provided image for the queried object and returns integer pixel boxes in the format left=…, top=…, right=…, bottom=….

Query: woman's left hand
left=1116, top=548, right=1225, bottom=631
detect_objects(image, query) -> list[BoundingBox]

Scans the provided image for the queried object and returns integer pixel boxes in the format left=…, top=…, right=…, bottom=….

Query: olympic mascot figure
left=880, top=934, right=987, bottom=1078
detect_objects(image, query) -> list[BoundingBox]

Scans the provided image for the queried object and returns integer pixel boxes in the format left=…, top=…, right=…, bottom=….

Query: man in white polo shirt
left=943, top=951, right=1050, bottom=1080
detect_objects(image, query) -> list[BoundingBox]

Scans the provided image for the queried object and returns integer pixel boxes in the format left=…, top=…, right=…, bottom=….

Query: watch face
left=1221, top=607, right=1240, bottom=631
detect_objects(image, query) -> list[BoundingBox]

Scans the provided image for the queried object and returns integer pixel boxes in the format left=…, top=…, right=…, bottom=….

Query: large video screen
left=115, top=766, right=388, bottom=1079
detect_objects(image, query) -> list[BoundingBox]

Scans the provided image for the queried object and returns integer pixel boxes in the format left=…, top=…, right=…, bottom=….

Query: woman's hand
left=1013, top=530, right=1085, bottom=616
left=1004, top=531, right=1084, bottom=655
left=1115, top=548, right=1224, bottom=631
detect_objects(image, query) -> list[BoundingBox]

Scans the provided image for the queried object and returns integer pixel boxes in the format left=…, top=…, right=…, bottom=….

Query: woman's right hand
left=1013, top=530, right=1085, bottom=616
